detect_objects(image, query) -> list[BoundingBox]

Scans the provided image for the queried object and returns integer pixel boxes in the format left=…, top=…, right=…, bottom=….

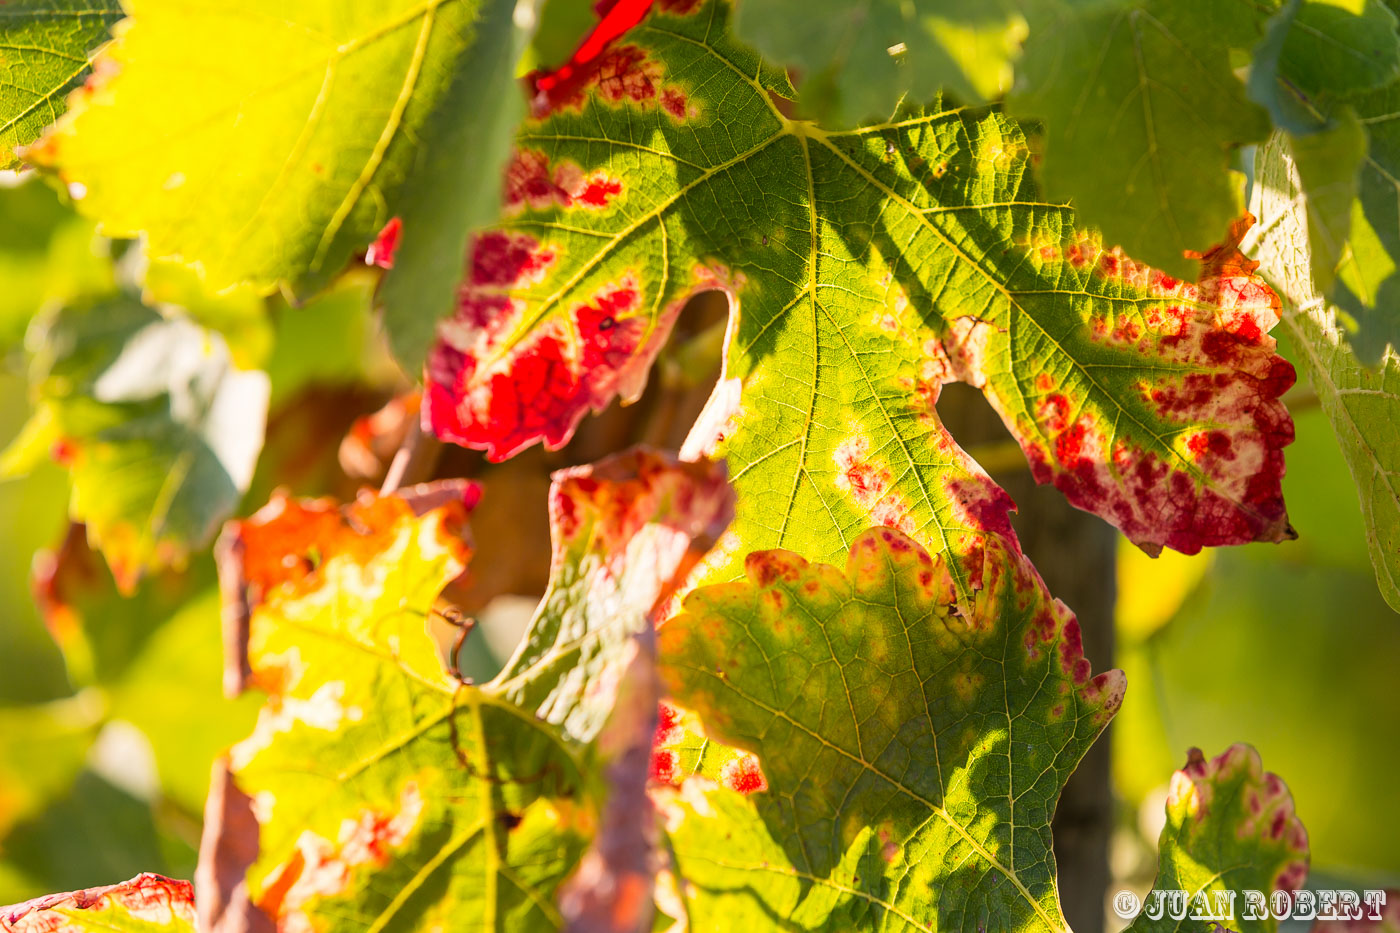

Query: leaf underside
left=1253, top=132, right=1400, bottom=613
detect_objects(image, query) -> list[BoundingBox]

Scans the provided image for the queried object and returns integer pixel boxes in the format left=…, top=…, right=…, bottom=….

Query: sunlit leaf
left=0, top=0, right=122, bottom=168
left=204, top=450, right=730, bottom=932
left=31, top=0, right=532, bottom=370
left=0, top=873, right=195, bottom=932
left=658, top=526, right=1305, bottom=929
left=1124, top=745, right=1308, bottom=932
left=419, top=0, right=1297, bottom=606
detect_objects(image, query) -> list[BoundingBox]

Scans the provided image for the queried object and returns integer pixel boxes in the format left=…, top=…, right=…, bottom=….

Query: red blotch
left=429, top=237, right=660, bottom=458
left=1001, top=217, right=1297, bottom=555
left=833, top=436, right=916, bottom=535
left=505, top=149, right=625, bottom=212
left=1, top=875, right=196, bottom=931
left=578, top=175, right=623, bottom=208
left=1057, top=618, right=1090, bottom=684
left=258, top=784, right=425, bottom=922
left=366, top=217, right=401, bottom=269
left=746, top=550, right=805, bottom=587
left=660, top=86, right=688, bottom=119
left=537, top=0, right=655, bottom=104
left=471, top=230, right=557, bottom=288
left=719, top=754, right=768, bottom=795
left=49, top=437, right=77, bottom=467
left=945, top=476, right=1017, bottom=546
left=505, top=149, right=569, bottom=210
left=649, top=748, right=680, bottom=784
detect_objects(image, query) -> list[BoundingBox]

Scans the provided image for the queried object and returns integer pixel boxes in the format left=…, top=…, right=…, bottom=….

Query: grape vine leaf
left=730, top=0, right=1027, bottom=125
left=31, top=524, right=260, bottom=813
left=29, top=0, right=531, bottom=370
left=1252, top=131, right=1400, bottom=612
left=3, top=295, right=269, bottom=592
left=1313, top=74, right=1400, bottom=363
left=656, top=526, right=1307, bottom=929
left=204, top=450, right=730, bottom=932
left=1127, top=745, right=1309, bottom=932
left=420, top=0, right=1297, bottom=605
left=0, top=0, right=122, bottom=169
left=1247, top=0, right=1400, bottom=135
left=1008, top=0, right=1272, bottom=280
left=0, top=873, right=196, bottom=932
left=0, top=178, right=110, bottom=351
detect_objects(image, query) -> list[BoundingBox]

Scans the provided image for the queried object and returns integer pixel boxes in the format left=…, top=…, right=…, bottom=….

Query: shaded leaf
left=0, top=773, right=179, bottom=910
left=7, top=295, right=269, bottom=590
left=1288, top=110, right=1369, bottom=294
left=422, top=0, right=1297, bottom=607
left=658, top=526, right=1304, bottom=929
left=0, top=178, right=110, bottom=351
left=207, top=450, right=730, bottom=932
left=0, top=694, right=101, bottom=840
left=31, top=0, right=530, bottom=371
left=0, top=0, right=122, bottom=168
left=1249, top=0, right=1400, bottom=134
left=1, top=873, right=195, bottom=932
left=1252, top=131, right=1400, bottom=611
left=731, top=0, right=1027, bottom=124
left=1323, top=76, right=1400, bottom=361
left=1009, top=0, right=1271, bottom=279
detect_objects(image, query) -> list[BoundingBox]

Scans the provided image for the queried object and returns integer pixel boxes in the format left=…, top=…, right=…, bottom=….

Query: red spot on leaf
left=649, top=748, right=680, bottom=784
left=365, top=217, right=401, bottom=269
left=49, top=437, right=77, bottom=467
left=505, top=149, right=625, bottom=212
left=993, top=217, right=1296, bottom=555
left=258, top=784, right=424, bottom=931
left=745, top=549, right=807, bottom=587
left=833, top=436, right=916, bottom=535
left=719, top=753, right=767, bottom=794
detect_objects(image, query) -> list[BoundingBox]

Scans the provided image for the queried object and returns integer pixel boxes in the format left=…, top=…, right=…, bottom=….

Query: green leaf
left=1288, top=109, right=1369, bottom=293
left=0, top=694, right=102, bottom=840
left=0, top=873, right=196, bottom=932
left=1248, top=0, right=1400, bottom=134
left=1253, top=130, right=1400, bottom=611
left=657, top=526, right=1305, bottom=929
left=731, top=0, right=1028, bottom=124
left=206, top=450, right=730, bottom=932
left=0, top=178, right=111, bottom=352
left=1319, top=76, right=1400, bottom=361
left=31, top=0, right=530, bottom=368
left=10, top=295, right=269, bottom=591
left=424, top=0, right=1298, bottom=608
left=1008, top=0, right=1272, bottom=279
left=0, top=0, right=122, bottom=169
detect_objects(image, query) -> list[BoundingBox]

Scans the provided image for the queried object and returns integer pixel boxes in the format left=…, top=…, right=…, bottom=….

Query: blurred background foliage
left=1107, top=331, right=1400, bottom=924
left=0, top=163, right=1396, bottom=923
